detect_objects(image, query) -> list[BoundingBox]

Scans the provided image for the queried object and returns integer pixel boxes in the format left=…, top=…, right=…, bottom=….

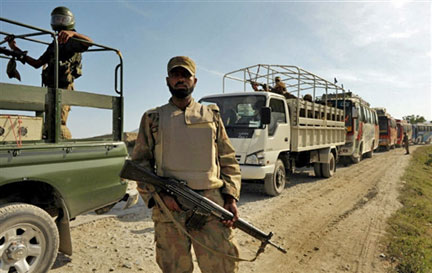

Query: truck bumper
left=240, top=164, right=275, bottom=180
left=338, top=142, right=355, bottom=156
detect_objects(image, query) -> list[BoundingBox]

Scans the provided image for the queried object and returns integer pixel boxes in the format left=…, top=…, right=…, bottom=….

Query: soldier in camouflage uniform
left=403, top=132, right=410, bottom=154
left=5, top=6, right=92, bottom=139
left=131, top=56, right=241, bottom=273
left=271, top=76, right=296, bottom=99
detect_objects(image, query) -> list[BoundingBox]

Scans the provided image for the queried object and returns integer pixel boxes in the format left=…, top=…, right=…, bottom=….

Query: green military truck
left=0, top=18, right=137, bottom=272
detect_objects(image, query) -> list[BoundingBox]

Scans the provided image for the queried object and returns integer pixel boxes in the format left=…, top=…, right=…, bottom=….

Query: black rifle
left=0, top=46, right=26, bottom=64
left=120, top=160, right=287, bottom=254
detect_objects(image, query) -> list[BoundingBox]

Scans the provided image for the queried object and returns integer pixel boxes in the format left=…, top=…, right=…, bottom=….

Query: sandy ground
left=50, top=146, right=416, bottom=273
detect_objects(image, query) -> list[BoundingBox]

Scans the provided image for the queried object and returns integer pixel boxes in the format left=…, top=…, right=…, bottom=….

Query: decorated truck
left=200, top=65, right=346, bottom=196
left=0, top=18, right=137, bottom=272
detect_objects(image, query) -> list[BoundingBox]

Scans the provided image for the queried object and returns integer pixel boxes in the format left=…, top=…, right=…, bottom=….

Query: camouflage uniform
left=131, top=98, right=241, bottom=273
left=40, top=37, right=87, bottom=139
left=270, top=79, right=296, bottom=99
left=271, top=81, right=286, bottom=95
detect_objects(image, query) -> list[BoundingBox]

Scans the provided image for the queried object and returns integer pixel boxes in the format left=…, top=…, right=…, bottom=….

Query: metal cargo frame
left=0, top=17, right=124, bottom=144
left=223, top=64, right=346, bottom=152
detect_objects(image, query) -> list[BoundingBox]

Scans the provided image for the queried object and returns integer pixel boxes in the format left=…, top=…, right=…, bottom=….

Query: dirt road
left=51, top=146, right=414, bottom=272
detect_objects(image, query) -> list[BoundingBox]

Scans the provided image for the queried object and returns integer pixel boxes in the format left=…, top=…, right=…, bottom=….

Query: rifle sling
left=152, top=191, right=266, bottom=262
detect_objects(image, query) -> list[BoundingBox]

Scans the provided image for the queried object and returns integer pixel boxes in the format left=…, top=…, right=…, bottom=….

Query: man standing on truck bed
left=131, top=56, right=242, bottom=273
left=5, top=6, right=92, bottom=139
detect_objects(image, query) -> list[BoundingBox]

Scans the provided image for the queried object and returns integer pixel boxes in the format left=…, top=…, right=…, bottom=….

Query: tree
left=402, top=114, right=426, bottom=124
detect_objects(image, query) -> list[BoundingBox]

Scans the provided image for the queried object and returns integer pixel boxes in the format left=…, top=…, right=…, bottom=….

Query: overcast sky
left=1, top=0, right=430, bottom=138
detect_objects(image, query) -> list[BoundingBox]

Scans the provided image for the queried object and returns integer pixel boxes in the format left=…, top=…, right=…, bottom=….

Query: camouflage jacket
left=131, top=99, right=241, bottom=208
left=40, top=35, right=88, bottom=88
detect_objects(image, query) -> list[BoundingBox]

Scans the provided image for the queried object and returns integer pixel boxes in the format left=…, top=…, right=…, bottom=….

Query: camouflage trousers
left=60, top=83, right=73, bottom=139
left=151, top=188, right=239, bottom=273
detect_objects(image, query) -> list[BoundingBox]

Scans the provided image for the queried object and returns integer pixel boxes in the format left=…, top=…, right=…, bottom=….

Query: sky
left=0, top=0, right=431, bottom=138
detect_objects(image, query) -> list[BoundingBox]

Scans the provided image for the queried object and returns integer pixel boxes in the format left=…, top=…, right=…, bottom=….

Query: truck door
left=267, top=98, right=290, bottom=152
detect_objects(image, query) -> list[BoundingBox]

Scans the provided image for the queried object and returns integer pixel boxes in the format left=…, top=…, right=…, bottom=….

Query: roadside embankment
left=384, top=145, right=432, bottom=273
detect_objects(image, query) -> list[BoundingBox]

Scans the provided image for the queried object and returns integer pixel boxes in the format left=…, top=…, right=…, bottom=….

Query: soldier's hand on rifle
left=222, top=195, right=239, bottom=228
left=159, top=192, right=182, bottom=212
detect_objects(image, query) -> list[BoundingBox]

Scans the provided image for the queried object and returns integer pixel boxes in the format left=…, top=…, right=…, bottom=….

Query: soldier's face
left=166, top=67, right=197, bottom=99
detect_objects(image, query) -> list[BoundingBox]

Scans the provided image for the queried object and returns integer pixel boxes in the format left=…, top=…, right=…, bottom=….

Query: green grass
left=385, top=145, right=432, bottom=273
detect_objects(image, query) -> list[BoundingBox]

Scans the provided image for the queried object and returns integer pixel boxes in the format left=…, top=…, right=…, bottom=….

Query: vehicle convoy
left=374, top=107, right=397, bottom=151
left=325, top=92, right=379, bottom=164
left=0, top=18, right=137, bottom=273
left=396, top=119, right=413, bottom=147
left=200, top=65, right=346, bottom=196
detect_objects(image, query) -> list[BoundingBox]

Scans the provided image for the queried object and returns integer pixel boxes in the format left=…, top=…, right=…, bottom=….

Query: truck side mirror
left=261, top=107, right=271, bottom=125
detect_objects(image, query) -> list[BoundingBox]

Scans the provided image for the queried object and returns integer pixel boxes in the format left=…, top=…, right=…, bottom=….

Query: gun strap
left=152, top=191, right=264, bottom=262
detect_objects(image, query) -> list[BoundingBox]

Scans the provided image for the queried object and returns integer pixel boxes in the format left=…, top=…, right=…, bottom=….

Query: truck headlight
left=245, top=151, right=265, bottom=165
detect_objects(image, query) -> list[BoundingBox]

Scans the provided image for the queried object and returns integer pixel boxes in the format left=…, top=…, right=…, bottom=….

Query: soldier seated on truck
left=270, top=76, right=297, bottom=99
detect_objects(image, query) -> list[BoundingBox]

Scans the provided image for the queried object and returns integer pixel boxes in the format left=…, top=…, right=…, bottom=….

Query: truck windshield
left=200, top=95, right=266, bottom=129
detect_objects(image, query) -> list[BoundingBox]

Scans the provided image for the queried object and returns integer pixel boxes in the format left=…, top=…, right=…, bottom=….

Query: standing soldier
left=5, top=6, right=92, bottom=139
left=131, top=56, right=241, bottom=273
left=403, top=132, right=410, bottom=154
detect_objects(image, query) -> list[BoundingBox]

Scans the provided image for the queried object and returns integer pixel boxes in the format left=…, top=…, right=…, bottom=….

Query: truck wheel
left=322, top=153, right=336, bottom=178
left=264, top=159, right=286, bottom=196
left=313, top=163, right=322, bottom=177
left=0, top=203, right=59, bottom=273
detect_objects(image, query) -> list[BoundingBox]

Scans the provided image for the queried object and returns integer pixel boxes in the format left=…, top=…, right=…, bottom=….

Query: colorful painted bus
left=374, top=108, right=397, bottom=150
left=412, top=123, right=432, bottom=144
left=326, top=92, right=379, bottom=164
left=396, top=119, right=413, bottom=147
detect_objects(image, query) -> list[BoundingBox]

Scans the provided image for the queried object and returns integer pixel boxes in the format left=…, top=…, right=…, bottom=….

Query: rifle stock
left=120, top=160, right=287, bottom=254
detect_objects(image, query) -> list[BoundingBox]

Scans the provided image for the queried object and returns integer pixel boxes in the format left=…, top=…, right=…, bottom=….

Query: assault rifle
left=120, top=160, right=287, bottom=255
left=0, top=46, right=26, bottom=64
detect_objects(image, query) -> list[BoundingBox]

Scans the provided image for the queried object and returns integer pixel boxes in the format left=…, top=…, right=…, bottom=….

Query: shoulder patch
left=145, top=107, right=160, bottom=124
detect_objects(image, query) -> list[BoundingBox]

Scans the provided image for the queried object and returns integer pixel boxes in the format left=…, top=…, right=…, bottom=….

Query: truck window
left=268, top=98, right=286, bottom=136
left=200, top=95, right=266, bottom=129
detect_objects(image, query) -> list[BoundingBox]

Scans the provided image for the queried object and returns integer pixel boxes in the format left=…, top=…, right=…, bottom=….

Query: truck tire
left=321, top=153, right=336, bottom=178
left=313, top=163, right=322, bottom=177
left=264, top=159, right=286, bottom=196
left=0, top=203, right=59, bottom=273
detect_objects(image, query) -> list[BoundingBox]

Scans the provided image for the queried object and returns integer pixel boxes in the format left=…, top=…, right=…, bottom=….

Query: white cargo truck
left=200, top=65, right=346, bottom=196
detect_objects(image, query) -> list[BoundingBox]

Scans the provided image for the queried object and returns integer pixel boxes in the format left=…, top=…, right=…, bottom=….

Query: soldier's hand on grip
left=159, top=192, right=182, bottom=212
left=222, top=195, right=239, bottom=228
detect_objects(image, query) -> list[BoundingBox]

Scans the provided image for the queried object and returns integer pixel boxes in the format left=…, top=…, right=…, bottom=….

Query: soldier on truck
left=4, top=6, right=92, bottom=139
